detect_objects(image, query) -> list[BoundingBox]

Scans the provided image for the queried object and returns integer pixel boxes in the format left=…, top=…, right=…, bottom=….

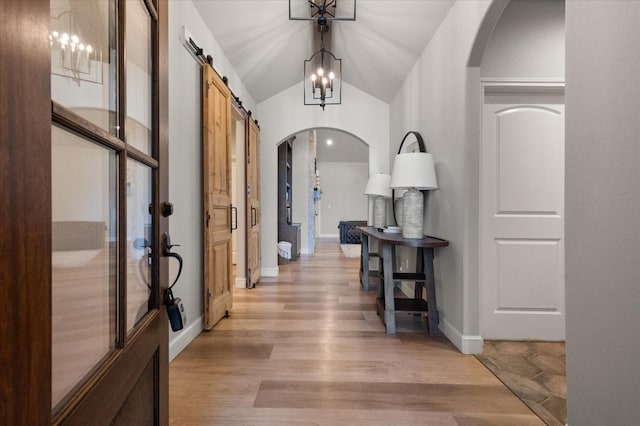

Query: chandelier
left=292, top=1, right=355, bottom=110
left=304, top=29, right=341, bottom=110
left=289, top=0, right=357, bottom=22
left=50, top=10, right=102, bottom=85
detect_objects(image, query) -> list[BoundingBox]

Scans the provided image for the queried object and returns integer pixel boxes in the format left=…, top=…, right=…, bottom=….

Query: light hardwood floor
left=169, top=239, right=543, bottom=425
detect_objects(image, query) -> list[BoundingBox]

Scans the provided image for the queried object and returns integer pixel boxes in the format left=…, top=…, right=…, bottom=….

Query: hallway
left=169, top=239, right=542, bottom=425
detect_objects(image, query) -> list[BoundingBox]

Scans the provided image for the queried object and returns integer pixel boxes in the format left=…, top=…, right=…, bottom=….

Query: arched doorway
left=276, top=128, right=370, bottom=260
left=472, top=0, right=566, bottom=340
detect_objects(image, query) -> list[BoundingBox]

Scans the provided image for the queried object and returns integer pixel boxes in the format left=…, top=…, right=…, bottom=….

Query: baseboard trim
left=397, top=285, right=483, bottom=354
left=319, top=234, right=339, bottom=238
left=169, top=315, right=203, bottom=362
left=261, top=267, right=279, bottom=277
left=235, top=277, right=247, bottom=288
left=440, top=317, right=484, bottom=355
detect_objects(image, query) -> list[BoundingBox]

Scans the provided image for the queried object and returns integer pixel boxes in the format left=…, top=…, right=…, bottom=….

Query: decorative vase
left=401, top=188, right=423, bottom=238
left=373, top=196, right=386, bottom=228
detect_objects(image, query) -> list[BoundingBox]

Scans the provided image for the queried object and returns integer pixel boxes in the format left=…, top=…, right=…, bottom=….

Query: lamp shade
left=390, top=153, right=438, bottom=190
left=364, top=173, right=392, bottom=198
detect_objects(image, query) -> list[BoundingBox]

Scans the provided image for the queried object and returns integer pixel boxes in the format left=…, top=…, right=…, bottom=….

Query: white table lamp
left=390, top=153, right=438, bottom=238
left=364, top=173, right=392, bottom=228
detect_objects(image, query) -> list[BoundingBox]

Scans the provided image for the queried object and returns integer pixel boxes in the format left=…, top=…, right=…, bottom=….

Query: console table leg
left=414, top=248, right=424, bottom=299
left=382, top=243, right=396, bottom=334
left=424, top=248, right=441, bottom=336
left=361, top=235, right=369, bottom=291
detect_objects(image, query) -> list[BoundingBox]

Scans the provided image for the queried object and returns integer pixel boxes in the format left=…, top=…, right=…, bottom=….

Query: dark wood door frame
left=0, top=0, right=169, bottom=423
left=0, top=0, right=53, bottom=424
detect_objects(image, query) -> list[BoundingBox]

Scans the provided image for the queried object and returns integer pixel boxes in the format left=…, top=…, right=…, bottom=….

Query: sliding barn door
left=202, top=65, right=233, bottom=329
left=246, top=118, right=261, bottom=287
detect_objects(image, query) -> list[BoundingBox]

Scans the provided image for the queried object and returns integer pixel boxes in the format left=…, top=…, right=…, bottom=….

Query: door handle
left=162, top=233, right=183, bottom=289
left=162, top=233, right=186, bottom=331
left=230, top=205, right=238, bottom=232
left=251, top=206, right=257, bottom=228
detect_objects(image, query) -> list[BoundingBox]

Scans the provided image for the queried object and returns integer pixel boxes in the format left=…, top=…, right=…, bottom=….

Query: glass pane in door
left=51, top=125, right=117, bottom=409
left=51, top=0, right=117, bottom=134
left=126, top=159, right=153, bottom=333
left=126, top=0, right=152, bottom=155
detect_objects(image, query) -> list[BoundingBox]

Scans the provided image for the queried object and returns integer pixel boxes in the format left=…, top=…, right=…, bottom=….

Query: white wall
left=389, top=0, right=496, bottom=353
left=52, top=132, right=112, bottom=226
left=317, top=162, right=368, bottom=237
left=257, top=81, right=389, bottom=276
left=167, top=0, right=256, bottom=361
left=389, top=0, right=564, bottom=353
left=481, top=0, right=565, bottom=79
left=565, top=2, right=640, bottom=423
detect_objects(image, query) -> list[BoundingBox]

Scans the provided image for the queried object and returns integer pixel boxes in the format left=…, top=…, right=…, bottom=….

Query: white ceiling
left=192, top=0, right=454, bottom=103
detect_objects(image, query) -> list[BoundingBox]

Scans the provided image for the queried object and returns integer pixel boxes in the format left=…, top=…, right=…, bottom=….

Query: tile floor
left=476, top=341, right=566, bottom=426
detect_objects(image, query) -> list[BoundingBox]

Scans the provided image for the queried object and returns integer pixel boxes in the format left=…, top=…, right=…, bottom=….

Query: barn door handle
left=230, top=205, right=238, bottom=232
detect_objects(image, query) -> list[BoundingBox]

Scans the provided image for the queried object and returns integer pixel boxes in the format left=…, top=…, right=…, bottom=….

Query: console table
left=358, top=226, right=449, bottom=335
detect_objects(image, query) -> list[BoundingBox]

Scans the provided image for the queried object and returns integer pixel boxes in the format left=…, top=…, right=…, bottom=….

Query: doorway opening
left=275, top=128, right=369, bottom=262
left=231, top=106, right=247, bottom=288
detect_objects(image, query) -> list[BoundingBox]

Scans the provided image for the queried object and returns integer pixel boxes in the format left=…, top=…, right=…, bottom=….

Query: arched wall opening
left=257, top=81, right=390, bottom=275
left=466, top=0, right=566, bottom=341
left=309, top=128, right=369, bottom=242
left=275, top=127, right=371, bottom=257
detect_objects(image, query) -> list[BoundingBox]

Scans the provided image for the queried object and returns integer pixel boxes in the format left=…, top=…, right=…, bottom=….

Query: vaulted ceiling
left=192, top=0, right=455, bottom=104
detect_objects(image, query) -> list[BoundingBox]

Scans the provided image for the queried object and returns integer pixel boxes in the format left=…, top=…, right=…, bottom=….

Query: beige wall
left=565, top=1, right=640, bottom=423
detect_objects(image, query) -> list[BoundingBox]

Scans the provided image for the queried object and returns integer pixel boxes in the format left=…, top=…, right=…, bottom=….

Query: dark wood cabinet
left=278, top=137, right=293, bottom=227
left=278, top=137, right=300, bottom=262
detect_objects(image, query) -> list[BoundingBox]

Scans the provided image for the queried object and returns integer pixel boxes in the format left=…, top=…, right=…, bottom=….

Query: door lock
left=162, top=201, right=174, bottom=217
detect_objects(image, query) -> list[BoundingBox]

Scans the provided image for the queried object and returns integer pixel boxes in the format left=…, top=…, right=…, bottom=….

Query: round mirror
left=392, top=131, right=426, bottom=225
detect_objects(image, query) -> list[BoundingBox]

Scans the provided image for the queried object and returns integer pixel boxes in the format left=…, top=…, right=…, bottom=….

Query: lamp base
left=402, top=188, right=423, bottom=239
left=373, top=196, right=387, bottom=228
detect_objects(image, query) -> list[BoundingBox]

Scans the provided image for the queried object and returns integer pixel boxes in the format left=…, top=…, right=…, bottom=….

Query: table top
left=357, top=226, right=449, bottom=248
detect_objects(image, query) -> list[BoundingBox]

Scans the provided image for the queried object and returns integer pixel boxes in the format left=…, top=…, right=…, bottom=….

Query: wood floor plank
left=169, top=238, right=542, bottom=425
left=253, top=380, right=534, bottom=414
left=170, top=358, right=500, bottom=386
left=283, top=302, right=377, bottom=311
left=212, top=318, right=384, bottom=332
left=169, top=407, right=459, bottom=426
left=229, top=310, right=366, bottom=320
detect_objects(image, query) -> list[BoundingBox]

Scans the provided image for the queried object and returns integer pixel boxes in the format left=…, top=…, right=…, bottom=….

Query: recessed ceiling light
left=326, top=139, right=333, bottom=146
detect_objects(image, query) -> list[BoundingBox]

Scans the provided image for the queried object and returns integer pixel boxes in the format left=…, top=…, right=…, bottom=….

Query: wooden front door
left=202, top=64, right=233, bottom=329
left=246, top=118, right=261, bottom=287
left=2, top=0, right=169, bottom=423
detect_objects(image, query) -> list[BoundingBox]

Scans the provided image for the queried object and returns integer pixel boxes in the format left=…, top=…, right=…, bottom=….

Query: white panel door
left=480, top=87, right=565, bottom=340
